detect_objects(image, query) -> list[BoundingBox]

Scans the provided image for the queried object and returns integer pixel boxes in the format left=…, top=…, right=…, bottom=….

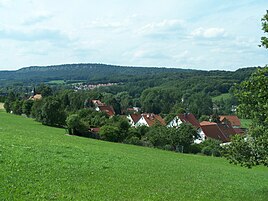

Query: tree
left=169, top=123, right=199, bottom=152
left=22, top=100, right=34, bottom=116
left=225, top=12, right=268, bottom=167
left=40, top=97, right=66, bottom=127
left=260, top=10, right=268, bottom=49
left=66, top=114, right=87, bottom=135
left=36, top=84, right=53, bottom=97
left=99, top=125, right=120, bottom=142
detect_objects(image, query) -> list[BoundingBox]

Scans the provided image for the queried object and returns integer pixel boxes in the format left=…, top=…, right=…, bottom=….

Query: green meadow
left=0, top=110, right=267, bottom=200
left=212, top=93, right=232, bottom=102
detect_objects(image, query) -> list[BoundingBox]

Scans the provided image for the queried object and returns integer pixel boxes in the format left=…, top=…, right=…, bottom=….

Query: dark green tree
left=225, top=14, right=268, bottom=167
left=40, top=97, right=66, bottom=127
left=22, top=100, right=34, bottom=116
left=99, top=125, right=120, bottom=142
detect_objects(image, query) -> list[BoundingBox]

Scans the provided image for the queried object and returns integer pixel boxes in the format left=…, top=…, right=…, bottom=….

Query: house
left=135, top=113, right=166, bottom=127
left=96, top=105, right=115, bottom=117
left=199, top=121, right=229, bottom=143
left=91, top=99, right=105, bottom=107
left=127, top=114, right=142, bottom=127
left=29, top=94, right=42, bottom=101
left=167, top=113, right=200, bottom=128
left=126, top=107, right=141, bottom=114
left=219, top=115, right=241, bottom=128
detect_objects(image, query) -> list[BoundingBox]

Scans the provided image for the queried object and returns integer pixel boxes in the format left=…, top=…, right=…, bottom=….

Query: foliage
left=39, top=97, right=66, bottom=127
left=235, top=67, right=268, bottom=125
left=225, top=127, right=268, bottom=168
left=66, top=114, right=87, bottom=135
left=169, top=123, right=199, bottom=152
left=22, top=100, right=34, bottom=116
left=260, top=10, right=268, bottom=49
left=200, top=138, right=222, bottom=157
left=99, top=125, right=120, bottom=142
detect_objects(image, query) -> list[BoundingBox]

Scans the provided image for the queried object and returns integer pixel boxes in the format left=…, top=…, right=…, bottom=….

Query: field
left=212, top=93, right=231, bottom=102
left=241, top=119, right=253, bottom=129
left=0, top=110, right=267, bottom=200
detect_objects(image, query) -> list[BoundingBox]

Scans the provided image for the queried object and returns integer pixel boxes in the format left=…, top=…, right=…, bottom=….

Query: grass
left=0, top=102, right=4, bottom=110
left=46, top=80, right=66, bottom=84
left=0, top=110, right=267, bottom=200
left=212, top=93, right=231, bottom=102
left=240, top=119, right=253, bottom=129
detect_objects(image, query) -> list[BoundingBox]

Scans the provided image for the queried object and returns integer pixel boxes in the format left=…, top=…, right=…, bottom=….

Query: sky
left=0, top=0, right=267, bottom=71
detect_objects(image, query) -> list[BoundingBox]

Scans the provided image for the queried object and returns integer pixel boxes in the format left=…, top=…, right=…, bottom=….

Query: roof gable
left=178, top=113, right=200, bottom=128
left=219, top=115, right=241, bottom=127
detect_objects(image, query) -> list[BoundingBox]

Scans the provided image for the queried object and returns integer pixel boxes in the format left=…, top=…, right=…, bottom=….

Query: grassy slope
left=212, top=93, right=231, bottom=102
left=0, top=111, right=267, bottom=201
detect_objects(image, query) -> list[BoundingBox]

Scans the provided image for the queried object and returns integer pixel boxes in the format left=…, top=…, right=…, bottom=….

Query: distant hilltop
left=0, top=63, right=258, bottom=85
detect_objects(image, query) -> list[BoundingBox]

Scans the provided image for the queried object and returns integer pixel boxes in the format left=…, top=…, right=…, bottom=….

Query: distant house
left=127, top=114, right=142, bottom=127
left=29, top=94, right=42, bottom=101
left=96, top=105, right=115, bottom=117
left=126, top=107, right=141, bottom=114
left=135, top=113, right=166, bottom=127
left=91, top=99, right=105, bottom=107
left=167, top=113, right=200, bottom=128
left=219, top=115, right=241, bottom=128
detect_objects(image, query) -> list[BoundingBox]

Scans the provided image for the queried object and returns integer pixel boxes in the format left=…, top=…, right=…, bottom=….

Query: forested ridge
left=0, top=63, right=256, bottom=84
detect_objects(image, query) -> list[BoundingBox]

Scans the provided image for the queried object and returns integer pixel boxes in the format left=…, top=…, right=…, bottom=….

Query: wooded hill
left=0, top=63, right=256, bottom=85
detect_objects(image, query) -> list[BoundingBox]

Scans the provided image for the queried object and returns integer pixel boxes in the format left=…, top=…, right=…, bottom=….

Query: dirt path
left=0, top=103, right=4, bottom=110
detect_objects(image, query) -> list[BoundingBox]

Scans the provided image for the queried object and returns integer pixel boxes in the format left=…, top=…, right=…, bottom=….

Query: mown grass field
left=0, top=110, right=267, bottom=200
left=212, top=93, right=231, bottom=102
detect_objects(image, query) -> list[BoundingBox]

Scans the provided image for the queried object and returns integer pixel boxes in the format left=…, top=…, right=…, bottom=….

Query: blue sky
left=0, top=0, right=267, bottom=70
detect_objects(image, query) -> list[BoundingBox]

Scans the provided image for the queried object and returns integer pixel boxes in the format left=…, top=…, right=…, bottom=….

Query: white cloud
left=191, top=27, right=227, bottom=38
left=137, top=19, right=185, bottom=36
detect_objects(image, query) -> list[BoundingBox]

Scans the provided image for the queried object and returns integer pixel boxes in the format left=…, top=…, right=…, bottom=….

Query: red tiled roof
left=200, top=122, right=229, bottom=142
left=130, top=114, right=142, bottom=124
left=178, top=113, right=200, bottom=128
left=233, top=128, right=245, bottom=135
left=98, top=105, right=115, bottom=117
left=218, top=123, right=237, bottom=141
left=142, top=113, right=166, bottom=127
left=89, top=128, right=100, bottom=133
left=92, top=99, right=105, bottom=106
left=219, top=115, right=241, bottom=127
left=29, top=94, right=42, bottom=101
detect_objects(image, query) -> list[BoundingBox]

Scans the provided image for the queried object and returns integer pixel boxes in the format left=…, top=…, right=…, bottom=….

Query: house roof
left=219, top=115, right=241, bottom=127
left=200, top=121, right=229, bottom=142
left=178, top=113, right=200, bottom=128
left=218, top=123, right=237, bottom=140
left=233, top=128, right=245, bottom=135
left=142, top=113, right=166, bottom=127
left=29, top=94, right=42, bottom=101
left=92, top=99, right=105, bottom=106
left=98, top=105, right=115, bottom=117
left=89, top=127, right=100, bottom=133
left=129, top=114, right=142, bottom=124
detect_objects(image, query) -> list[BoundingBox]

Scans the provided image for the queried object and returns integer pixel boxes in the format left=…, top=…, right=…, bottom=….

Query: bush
left=124, top=136, right=143, bottom=146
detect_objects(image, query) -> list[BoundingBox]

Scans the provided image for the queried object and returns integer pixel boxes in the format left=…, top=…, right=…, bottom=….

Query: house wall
left=194, top=128, right=206, bottom=144
left=127, top=115, right=136, bottom=127
left=135, top=117, right=149, bottom=127
left=167, top=116, right=183, bottom=128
